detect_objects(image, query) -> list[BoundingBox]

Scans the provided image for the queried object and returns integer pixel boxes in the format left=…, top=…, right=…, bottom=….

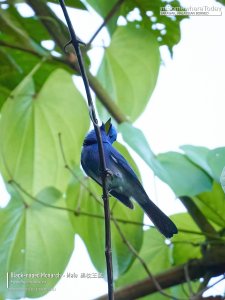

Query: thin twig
left=58, top=1, right=114, bottom=298
left=87, top=0, right=125, bottom=47
left=184, top=262, right=194, bottom=296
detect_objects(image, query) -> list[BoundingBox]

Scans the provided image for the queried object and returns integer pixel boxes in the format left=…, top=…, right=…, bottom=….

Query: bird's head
left=83, top=119, right=117, bottom=146
left=103, top=118, right=117, bottom=144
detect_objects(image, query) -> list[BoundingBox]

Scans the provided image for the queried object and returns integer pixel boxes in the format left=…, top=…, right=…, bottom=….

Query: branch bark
left=25, top=0, right=127, bottom=124
left=95, top=246, right=225, bottom=300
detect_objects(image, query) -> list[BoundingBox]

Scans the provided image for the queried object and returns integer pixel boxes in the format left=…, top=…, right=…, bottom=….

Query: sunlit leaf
left=0, top=187, right=74, bottom=298
left=180, top=145, right=213, bottom=177
left=97, top=26, right=160, bottom=122
left=116, top=214, right=200, bottom=299
left=171, top=213, right=204, bottom=265
left=157, top=151, right=212, bottom=197
left=193, top=182, right=225, bottom=228
left=116, top=228, right=171, bottom=288
left=0, top=68, right=89, bottom=197
left=119, top=122, right=212, bottom=197
left=207, top=147, right=225, bottom=182
left=220, top=166, right=225, bottom=194
left=119, top=122, right=164, bottom=176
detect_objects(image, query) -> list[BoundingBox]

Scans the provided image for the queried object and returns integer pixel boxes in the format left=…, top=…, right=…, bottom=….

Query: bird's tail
left=134, top=191, right=178, bottom=238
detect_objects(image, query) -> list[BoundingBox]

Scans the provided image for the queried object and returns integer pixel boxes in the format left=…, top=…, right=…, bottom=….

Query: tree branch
left=95, top=246, right=225, bottom=300
left=25, top=0, right=127, bottom=124
left=58, top=1, right=114, bottom=298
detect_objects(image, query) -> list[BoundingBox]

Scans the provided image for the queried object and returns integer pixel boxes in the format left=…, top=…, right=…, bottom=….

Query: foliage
left=0, top=0, right=224, bottom=299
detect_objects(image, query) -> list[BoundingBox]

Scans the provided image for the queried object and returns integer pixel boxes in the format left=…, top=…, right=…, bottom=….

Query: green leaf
left=116, top=215, right=200, bottom=299
left=171, top=213, right=204, bottom=265
left=97, top=26, right=160, bottom=122
left=3, top=5, right=52, bottom=46
left=180, top=145, right=213, bottom=177
left=193, top=182, right=225, bottom=228
left=220, top=166, right=225, bottom=194
left=116, top=228, right=171, bottom=289
left=0, top=6, right=45, bottom=55
left=0, top=48, right=72, bottom=106
left=36, top=186, right=62, bottom=205
left=119, top=123, right=212, bottom=197
left=67, top=149, right=144, bottom=280
left=207, top=147, right=225, bottom=182
left=216, top=0, right=225, bottom=5
left=119, top=122, right=164, bottom=176
left=0, top=188, right=74, bottom=298
left=157, top=151, right=212, bottom=197
left=0, top=68, right=89, bottom=196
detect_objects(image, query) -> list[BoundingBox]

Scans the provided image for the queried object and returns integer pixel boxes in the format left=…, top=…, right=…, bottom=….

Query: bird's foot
left=105, top=168, right=113, bottom=177
left=101, top=168, right=113, bottom=178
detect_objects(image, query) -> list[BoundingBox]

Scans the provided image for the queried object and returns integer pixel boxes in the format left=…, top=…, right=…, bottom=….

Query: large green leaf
left=116, top=230, right=190, bottom=300
left=220, top=166, right=225, bottom=194
left=116, top=214, right=200, bottom=299
left=0, top=187, right=74, bottom=298
left=180, top=145, right=213, bottom=177
left=207, top=147, right=225, bottom=182
left=119, top=122, right=164, bottom=176
left=97, top=26, right=160, bottom=122
left=119, top=122, right=212, bottom=197
left=67, top=176, right=143, bottom=280
left=67, top=141, right=144, bottom=280
left=116, top=228, right=171, bottom=289
left=0, top=68, right=89, bottom=197
left=157, top=151, right=212, bottom=197
left=171, top=213, right=204, bottom=265
left=193, top=182, right=225, bottom=228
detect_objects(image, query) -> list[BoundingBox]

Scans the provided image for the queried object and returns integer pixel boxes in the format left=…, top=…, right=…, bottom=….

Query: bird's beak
left=104, top=118, right=112, bottom=135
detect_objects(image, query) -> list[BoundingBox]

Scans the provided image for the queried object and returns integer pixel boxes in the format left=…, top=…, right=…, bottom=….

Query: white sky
left=1, top=0, right=225, bottom=299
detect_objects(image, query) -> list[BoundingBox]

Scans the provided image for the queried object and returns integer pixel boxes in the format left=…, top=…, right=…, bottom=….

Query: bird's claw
left=103, top=168, right=113, bottom=178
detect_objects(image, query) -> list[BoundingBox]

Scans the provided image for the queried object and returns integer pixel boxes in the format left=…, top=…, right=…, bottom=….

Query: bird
left=81, top=120, right=178, bottom=238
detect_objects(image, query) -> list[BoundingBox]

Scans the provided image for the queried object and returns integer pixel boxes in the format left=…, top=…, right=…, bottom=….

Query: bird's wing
left=110, top=190, right=134, bottom=209
left=109, top=146, right=142, bottom=186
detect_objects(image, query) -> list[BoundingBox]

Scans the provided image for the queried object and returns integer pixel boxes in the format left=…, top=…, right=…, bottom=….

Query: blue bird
left=81, top=120, right=178, bottom=238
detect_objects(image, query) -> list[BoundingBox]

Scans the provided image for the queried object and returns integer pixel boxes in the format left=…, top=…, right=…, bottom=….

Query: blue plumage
left=81, top=122, right=178, bottom=238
